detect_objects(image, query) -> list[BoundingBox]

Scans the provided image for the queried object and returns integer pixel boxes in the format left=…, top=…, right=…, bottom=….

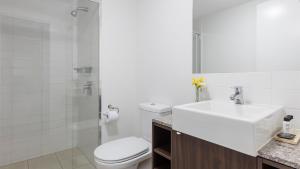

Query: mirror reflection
left=193, top=0, right=300, bottom=73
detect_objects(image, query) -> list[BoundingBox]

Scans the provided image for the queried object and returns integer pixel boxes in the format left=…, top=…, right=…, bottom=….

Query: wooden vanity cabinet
left=171, top=130, right=257, bottom=169
left=152, top=122, right=295, bottom=169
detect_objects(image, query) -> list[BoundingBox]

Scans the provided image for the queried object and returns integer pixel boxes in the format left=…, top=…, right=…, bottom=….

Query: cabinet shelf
left=154, top=145, right=171, bottom=160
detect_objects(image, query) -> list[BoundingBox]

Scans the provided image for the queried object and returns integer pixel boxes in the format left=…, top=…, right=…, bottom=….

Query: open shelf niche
left=152, top=122, right=172, bottom=169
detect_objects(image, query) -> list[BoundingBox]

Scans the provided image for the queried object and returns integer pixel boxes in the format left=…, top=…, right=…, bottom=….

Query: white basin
left=172, top=100, right=284, bottom=157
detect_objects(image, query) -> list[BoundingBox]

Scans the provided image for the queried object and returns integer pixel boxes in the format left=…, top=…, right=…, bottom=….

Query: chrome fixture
left=108, top=104, right=119, bottom=113
left=230, top=86, right=244, bottom=104
left=71, top=7, right=89, bottom=17
left=74, top=66, right=92, bottom=74
left=83, top=81, right=93, bottom=95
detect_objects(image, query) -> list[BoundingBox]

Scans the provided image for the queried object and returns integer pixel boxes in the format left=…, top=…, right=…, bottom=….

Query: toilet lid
left=94, top=137, right=150, bottom=164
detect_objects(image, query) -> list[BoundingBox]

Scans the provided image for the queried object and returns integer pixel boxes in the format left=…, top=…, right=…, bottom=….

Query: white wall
left=137, top=0, right=194, bottom=106
left=100, top=1, right=193, bottom=168
left=257, top=0, right=300, bottom=71
left=101, top=0, right=140, bottom=143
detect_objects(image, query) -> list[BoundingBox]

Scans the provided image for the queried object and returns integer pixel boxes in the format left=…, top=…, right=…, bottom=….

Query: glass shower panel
left=0, top=15, right=49, bottom=165
left=72, top=0, right=100, bottom=167
left=0, top=0, right=100, bottom=168
left=0, top=0, right=75, bottom=168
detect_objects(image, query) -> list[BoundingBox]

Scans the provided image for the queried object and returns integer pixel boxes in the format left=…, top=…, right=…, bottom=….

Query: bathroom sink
left=172, top=100, right=284, bottom=157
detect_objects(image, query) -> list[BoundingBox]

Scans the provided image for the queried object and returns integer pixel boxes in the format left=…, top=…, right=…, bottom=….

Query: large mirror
left=193, top=0, right=300, bottom=73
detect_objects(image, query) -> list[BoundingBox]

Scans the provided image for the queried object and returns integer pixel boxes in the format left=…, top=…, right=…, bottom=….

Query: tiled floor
left=0, top=148, right=96, bottom=169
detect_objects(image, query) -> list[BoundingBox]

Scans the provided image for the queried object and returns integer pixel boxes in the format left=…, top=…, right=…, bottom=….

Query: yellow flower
left=192, top=78, right=197, bottom=85
left=199, top=77, right=205, bottom=83
left=192, top=77, right=206, bottom=89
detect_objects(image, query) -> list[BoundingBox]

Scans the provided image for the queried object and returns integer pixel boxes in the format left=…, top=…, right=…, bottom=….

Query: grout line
left=75, top=148, right=96, bottom=169
left=26, top=160, right=29, bottom=169
left=54, top=153, right=64, bottom=169
left=76, top=148, right=92, bottom=167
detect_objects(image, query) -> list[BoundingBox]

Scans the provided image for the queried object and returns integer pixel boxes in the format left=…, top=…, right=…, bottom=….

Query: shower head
left=71, top=7, right=89, bottom=17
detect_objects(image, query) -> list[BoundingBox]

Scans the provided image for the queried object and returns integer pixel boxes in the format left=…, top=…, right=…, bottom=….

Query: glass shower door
left=0, top=0, right=76, bottom=168
left=72, top=0, right=100, bottom=168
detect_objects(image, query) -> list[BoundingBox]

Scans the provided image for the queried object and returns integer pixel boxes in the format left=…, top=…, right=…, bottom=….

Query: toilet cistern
left=230, top=86, right=244, bottom=104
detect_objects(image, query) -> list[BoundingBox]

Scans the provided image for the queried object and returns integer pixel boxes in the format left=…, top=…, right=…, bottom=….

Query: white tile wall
left=200, top=72, right=300, bottom=128
left=0, top=12, right=73, bottom=167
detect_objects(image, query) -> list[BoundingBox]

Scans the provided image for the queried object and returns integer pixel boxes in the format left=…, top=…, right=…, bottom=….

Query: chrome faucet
left=83, top=81, right=93, bottom=96
left=230, top=86, right=244, bottom=104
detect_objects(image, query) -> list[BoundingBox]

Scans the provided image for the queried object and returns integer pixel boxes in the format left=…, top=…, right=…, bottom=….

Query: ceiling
left=193, top=0, right=254, bottom=18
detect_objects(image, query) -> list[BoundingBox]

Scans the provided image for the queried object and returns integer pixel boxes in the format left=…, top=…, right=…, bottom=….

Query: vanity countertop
left=258, top=139, right=300, bottom=169
left=152, top=114, right=172, bottom=128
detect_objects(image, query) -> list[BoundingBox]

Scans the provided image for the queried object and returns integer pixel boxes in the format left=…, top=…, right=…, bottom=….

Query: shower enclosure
left=0, top=0, right=100, bottom=169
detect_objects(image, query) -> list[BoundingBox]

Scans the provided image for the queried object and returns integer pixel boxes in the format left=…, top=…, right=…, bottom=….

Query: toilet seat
left=94, top=149, right=151, bottom=169
left=94, top=137, right=151, bottom=168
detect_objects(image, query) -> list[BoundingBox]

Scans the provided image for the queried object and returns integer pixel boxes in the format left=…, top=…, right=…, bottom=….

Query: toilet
left=94, top=102, right=171, bottom=169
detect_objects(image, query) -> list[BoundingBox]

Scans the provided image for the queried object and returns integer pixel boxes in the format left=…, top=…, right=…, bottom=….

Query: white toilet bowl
left=94, top=137, right=152, bottom=169
left=94, top=103, right=171, bottom=169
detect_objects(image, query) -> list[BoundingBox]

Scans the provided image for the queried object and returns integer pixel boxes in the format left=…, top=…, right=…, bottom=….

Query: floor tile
left=75, top=164, right=95, bottom=169
left=0, top=161, right=28, bottom=169
left=0, top=148, right=95, bottom=169
left=56, top=149, right=82, bottom=160
left=56, top=149, right=90, bottom=169
left=28, top=154, right=62, bottom=169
